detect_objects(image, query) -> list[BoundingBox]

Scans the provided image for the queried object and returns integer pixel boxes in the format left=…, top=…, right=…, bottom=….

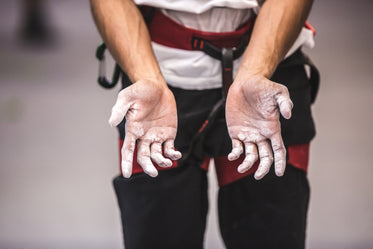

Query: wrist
left=235, top=59, right=275, bottom=82
left=233, top=71, right=267, bottom=89
left=236, top=43, right=282, bottom=81
left=131, top=70, right=167, bottom=87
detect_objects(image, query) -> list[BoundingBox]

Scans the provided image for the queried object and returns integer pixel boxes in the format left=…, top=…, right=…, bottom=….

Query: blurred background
left=0, top=0, right=372, bottom=248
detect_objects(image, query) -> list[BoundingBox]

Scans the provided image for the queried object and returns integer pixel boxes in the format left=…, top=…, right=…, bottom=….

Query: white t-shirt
left=134, top=0, right=314, bottom=90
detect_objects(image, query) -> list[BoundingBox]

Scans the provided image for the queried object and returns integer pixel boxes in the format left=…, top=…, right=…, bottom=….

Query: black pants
left=114, top=50, right=314, bottom=249
left=113, top=158, right=208, bottom=249
left=219, top=165, right=310, bottom=249
left=113, top=164, right=309, bottom=249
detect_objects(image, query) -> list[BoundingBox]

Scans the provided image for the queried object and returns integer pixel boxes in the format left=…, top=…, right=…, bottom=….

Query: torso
left=133, top=0, right=315, bottom=90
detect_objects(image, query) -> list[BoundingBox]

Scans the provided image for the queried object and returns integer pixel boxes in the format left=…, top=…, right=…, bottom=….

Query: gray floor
left=0, top=1, right=372, bottom=248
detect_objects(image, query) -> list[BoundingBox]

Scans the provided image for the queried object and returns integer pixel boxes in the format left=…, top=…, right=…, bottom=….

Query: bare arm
left=226, top=0, right=313, bottom=179
left=90, top=0, right=181, bottom=178
left=90, top=0, right=165, bottom=84
left=237, top=0, right=313, bottom=79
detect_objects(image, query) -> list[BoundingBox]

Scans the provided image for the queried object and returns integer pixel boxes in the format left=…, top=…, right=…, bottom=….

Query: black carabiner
left=95, top=43, right=121, bottom=89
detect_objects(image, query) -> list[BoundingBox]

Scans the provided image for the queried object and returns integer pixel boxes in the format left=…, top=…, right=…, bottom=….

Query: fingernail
left=122, top=169, right=130, bottom=178
left=171, top=151, right=182, bottom=160
left=145, top=166, right=158, bottom=177
left=165, top=159, right=172, bottom=167
left=276, top=169, right=284, bottom=177
left=108, top=118, right=114, bottom=127
left=254, top=172, right=263, bottom=180
left=108, top=116, right=118, bottom=127
left=228, top=152, right=240, bottom=161
left=237, top=166, right=246, bottom=173
left=149, top=170, right=158, bottom=177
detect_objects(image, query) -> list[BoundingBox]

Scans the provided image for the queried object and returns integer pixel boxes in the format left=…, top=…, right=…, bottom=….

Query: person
left=18, top=0, right=55, bottom=46
left=90, top=0, right=318, bottom=248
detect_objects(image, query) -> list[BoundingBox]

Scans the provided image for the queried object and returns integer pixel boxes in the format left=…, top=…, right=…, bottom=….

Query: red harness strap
left=305, top=21, right=316, bottom=35
left=147, top=8, right=255, bottom=50
left=146, top=9, right=315, bottom=50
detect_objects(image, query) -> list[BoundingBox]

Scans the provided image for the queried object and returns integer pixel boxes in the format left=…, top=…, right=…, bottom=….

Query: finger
left=237, top=142, right=258, bottom=173
left=228, top=139, right=244, bottom=161
left=137, top=139, right=158, bottom=177
left=271, top=133, right=287, bottom=177
left=276, top=91, right=293, bottom=120
left=150, top=142, right=172, bottom=168
left=254, top=141, right=274, bottom=180
left=121, top=133, right=136, bottom=178
left=109, top=90, right=131, bottom=127
left=164, top=139, right=182, bottom=160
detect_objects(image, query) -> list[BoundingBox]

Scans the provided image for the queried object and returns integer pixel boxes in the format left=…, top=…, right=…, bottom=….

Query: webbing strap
left=190, top=35, right=250, bottom=61
left=222, top=48, right=234, bottom=98
left=178, top=98, right=225, bottom=165
left=189, top=27, right=252, bottom=98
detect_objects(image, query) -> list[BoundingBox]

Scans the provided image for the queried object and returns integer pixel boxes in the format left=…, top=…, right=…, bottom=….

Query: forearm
left=90, top=0, right=165, bottom=85
left=236, top=0, right=313, bottom=80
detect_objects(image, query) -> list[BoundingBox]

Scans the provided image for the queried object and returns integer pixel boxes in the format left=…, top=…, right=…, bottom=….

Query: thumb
left=109, top=89, right=131, bottom=127
left=276, top=90, right=293, bottom=120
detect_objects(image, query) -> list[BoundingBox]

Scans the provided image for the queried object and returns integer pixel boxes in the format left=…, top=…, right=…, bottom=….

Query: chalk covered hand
left=226, top=75, right=293, bottom=180
left=109, top=80, right=181, bottom=178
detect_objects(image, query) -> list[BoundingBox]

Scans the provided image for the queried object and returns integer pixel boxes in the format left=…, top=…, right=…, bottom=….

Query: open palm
left=109, top=80, right=181, bottom=178
left=226, top=75, right=293, bottom=180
